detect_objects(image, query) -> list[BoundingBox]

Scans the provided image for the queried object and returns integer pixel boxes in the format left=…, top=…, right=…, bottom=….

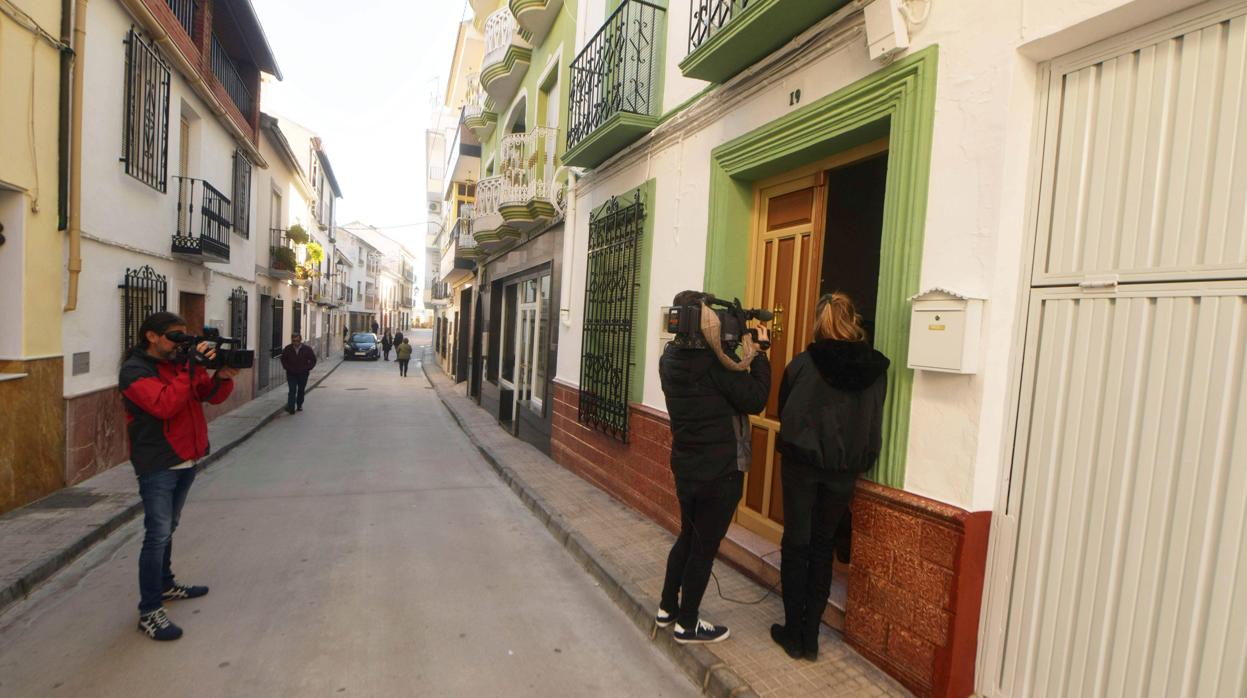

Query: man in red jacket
left=119, top=312, right=237, bottom=641
left=280, top=332, right=317, bottom=414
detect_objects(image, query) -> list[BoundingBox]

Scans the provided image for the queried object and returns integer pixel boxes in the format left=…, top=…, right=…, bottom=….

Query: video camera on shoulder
left=665, top=294, right=772, bottom=350
left=166, top=327, right=255, bottom=370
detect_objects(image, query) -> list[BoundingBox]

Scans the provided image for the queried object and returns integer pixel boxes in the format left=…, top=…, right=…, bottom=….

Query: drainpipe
left=64, top=0, right=86, bottom=311
left=558, top=169, right=579, bottom=327
left=57, top=0, right=72, bottom=231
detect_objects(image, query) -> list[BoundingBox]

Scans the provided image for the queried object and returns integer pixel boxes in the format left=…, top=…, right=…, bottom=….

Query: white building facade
left=547, top=0, right=1247, bottom=696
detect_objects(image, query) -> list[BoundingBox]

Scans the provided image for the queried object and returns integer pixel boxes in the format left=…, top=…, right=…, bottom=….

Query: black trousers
left=286, top=372, right=309, bottom=411
left=660, top=471, right=743, bottom=628
left=779, top=461, right=854, bottom=644
left=397, top=359, right=410, bottom=376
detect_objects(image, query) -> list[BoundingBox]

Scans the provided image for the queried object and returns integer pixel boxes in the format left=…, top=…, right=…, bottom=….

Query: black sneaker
left=137, top=608, right=183, bottom=641
left=162, top=582, right=208, bottom=601
left=655, top=607, right=676, bottom=629
left=673, top=619, right=730, bottom=644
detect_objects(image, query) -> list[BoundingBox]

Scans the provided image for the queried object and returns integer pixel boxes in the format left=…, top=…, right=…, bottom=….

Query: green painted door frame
left=702, top=46, right=938, bottom=488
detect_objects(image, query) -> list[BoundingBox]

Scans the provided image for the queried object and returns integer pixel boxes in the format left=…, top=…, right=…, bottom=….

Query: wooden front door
left=738, top=175, right=825, bottom=542
left=179, top=292, right=205, bottom=335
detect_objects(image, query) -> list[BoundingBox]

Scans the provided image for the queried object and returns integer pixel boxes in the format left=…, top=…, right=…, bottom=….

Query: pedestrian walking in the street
left=394, top=330, right=404, bottom=348
left=371, top=321, right=379, bottom=335
left=657, top=290, right=770, bottom=645
left=281, top=333, right=317, bottom=414
left=770, top=292, right=889, bottom=661
left=381, top=331, right=393, bottom=361
left=119, top=312, right=238, bottom=641
left=396, top=338, right=413, bottom=377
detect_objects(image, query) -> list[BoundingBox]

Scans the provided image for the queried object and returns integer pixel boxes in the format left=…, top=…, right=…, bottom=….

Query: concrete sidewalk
left=422, top=356, right=908, bottom=698
left=0, top=358, right=342, bottom=615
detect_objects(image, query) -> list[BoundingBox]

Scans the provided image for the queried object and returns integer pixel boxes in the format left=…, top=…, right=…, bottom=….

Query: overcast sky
left=252, top=0, right=468, bottom=251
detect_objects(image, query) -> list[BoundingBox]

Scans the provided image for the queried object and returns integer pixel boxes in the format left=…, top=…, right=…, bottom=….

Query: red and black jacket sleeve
left=119, top=355, right=195, bottom=474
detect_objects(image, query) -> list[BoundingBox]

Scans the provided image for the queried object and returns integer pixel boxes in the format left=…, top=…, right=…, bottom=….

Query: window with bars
left=292, top=301, right=303, bottom=336
left=271, top=297, right=284, bottom=357
left=122, top=28, right=172, bottom=192
left=578, top=190, right=646, bottom=442
left=232, top=151, right=252, bottom=238
left=120, top=265, right=168, bottom=356
left=230, top=287, right=248, bottom=347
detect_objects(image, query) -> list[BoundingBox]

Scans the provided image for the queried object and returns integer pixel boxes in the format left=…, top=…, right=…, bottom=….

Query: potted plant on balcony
left=286, top=223, right=310, bottom=246
left=306, top=241, right=324, bottom=266
left=272, top=246, right=297, bottom=273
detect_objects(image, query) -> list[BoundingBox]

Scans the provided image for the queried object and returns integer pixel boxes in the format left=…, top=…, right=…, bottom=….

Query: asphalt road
left=0, top=338, right=697, bottom=697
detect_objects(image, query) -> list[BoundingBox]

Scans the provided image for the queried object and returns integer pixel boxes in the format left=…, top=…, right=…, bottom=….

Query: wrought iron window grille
left=119, top=265, right=168, bottom=357
left=270, top=297, right=284, bottom=358
left=172, top=177, right=232, bottom=261
left=232, top=151, right=252, bottom=238
left=229, top=287, right=248, bottom=348
left=568, top=0, right=664, bottom=152
left=292, top=301, right=303, bottom=337
left=688, top=0, right=751, bottom=55
left=578, top=191, right=646, bottom=442
left=121, top=28, right=172, bottom=192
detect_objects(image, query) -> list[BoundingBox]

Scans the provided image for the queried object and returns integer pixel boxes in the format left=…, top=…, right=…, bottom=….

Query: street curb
left=423, top=362, right=760, bottom=698
left=0, top=359, right=344, bottom=617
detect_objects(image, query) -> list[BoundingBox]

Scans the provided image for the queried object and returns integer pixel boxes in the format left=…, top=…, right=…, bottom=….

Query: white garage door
left=982, top=3, right=1247, bottom=697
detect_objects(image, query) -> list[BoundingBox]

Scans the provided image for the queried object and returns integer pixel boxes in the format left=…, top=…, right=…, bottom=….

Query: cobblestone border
left=423, top=361, right=759, bottom=698
left=0, top=360, right=344, bottom=616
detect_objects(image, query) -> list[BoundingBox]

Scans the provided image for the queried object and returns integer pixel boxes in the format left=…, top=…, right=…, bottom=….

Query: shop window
left=122, top=29, right=171, bottom=192
left=578, top=191, right=645, bottom=442
left=120, top=265, right=168, bottom=356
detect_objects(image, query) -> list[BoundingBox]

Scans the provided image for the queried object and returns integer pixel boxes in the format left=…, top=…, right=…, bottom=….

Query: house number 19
left=789, top=89, right=802, bottom=107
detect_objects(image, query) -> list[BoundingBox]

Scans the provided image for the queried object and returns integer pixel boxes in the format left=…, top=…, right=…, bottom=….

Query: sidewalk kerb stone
left=0, top=358, right=343, bottom=617
left=424, top=361, right=760, bottom=698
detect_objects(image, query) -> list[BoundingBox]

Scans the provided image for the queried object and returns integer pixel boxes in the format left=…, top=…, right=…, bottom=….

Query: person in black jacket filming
left=770, top=292, right=889, bottom=660
left=657, top=290, right=770, bottom=645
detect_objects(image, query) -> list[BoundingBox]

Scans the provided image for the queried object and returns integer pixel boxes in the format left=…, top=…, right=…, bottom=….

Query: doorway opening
left=740, top=137, right=889, bottom=544
left=179, top=292, right=205, bottom=335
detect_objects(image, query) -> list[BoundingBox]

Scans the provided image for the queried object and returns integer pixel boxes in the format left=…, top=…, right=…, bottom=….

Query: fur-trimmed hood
left=806, top=340, right=890, bottom=392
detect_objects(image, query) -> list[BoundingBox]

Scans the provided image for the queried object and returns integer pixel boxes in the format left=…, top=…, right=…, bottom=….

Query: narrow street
left=0, top=334, right=697, bottom=697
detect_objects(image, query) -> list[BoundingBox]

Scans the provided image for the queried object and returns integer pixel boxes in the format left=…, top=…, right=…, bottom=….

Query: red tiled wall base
left=550, top=382, right=680, bottom=534
left=845, top=481, right=991, bottom=698
left=65, top=373, right=255, bottom=485
left=65, top=388, right=129, bottom=485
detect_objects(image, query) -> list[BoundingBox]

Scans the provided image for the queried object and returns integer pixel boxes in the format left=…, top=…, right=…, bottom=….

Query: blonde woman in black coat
left=771, top=292, right=889, bottom=660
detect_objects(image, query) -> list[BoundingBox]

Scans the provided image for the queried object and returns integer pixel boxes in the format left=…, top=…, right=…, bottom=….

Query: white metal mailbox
left=907, top=288, right=983, bottom=374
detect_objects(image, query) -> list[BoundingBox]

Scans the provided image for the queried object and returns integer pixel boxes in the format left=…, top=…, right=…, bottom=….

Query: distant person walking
left=281, top=333, right=317, bottom=414
left=381, top=331, right=393, bottom=361
left=396, top=338, right=413, bottom=377
left=394, top=330, right=404, bottom=348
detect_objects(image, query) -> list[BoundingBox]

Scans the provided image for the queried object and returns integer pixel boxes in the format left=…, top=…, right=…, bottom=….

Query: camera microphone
left=752, top=309, right=774, bottom=322
left=164, top=331, right=194, bottom=344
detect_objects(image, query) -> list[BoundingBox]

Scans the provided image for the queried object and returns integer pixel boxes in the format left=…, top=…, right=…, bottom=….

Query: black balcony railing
left=568, top=0, right=665, bottom=152
left=269, top=228, right=297, bottom=274
left=211, top=35, right=253, bottom=118
left=165, top=0, right=195, bottom=37
left=172, top=177, right=231, bottom=262
left=688, top=0, right=749, bottom=54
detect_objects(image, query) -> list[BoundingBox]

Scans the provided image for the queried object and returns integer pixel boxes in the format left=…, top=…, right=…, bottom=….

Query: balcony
left=266, top=228, right=297, bottom=280
left=440, top=216, right=478, bottom=287
left=510, top=0, right=564, bottom=45
left=498, top=127, right=561, bottom=231
left=680, top=0, right=850, bottom=83
left=462, top=73, right=498, bottom=140
left=565, top=0, right=666, bottom=169
left=470, top=176, right=509, bottom=248
left=171, top=177, right=231, bottom=263
left=480, top=8, right=532, bottom=106
left=165, top=0, right=194, bottom=37
left=445, top=126, right=482, bottom=194
left=211, top=35, right=254, bottom=120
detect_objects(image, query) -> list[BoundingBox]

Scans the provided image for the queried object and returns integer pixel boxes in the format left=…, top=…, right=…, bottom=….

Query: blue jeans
left=287, top=372, right=309, bottom=411
left=137, top=468, right=196, bottom=613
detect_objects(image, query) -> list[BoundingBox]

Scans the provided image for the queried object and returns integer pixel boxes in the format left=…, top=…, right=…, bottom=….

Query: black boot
left=770, top=623, right=804, bottom=659
left=803, top=532, right=838, bottom=661
left=779, top=542, right=811, bottom=659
